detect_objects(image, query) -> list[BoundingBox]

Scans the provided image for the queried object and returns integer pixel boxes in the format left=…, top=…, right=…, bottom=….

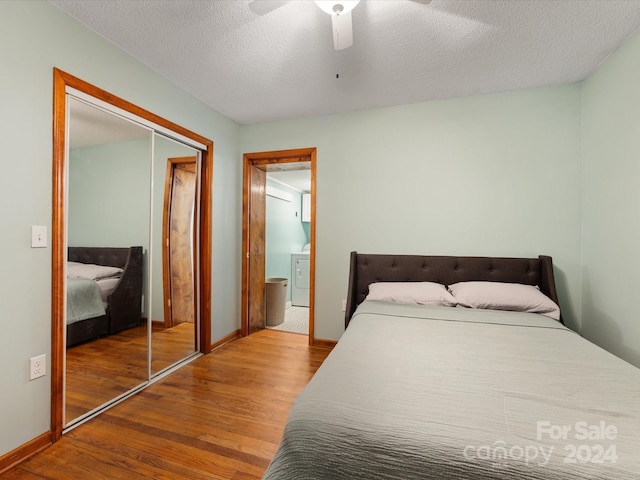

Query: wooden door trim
left=241, top=147, right=317, bottom=345
left=52, top=68, right=213, bottom=444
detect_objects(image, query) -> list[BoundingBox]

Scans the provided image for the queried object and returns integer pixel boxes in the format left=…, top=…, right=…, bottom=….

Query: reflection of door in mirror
left=65, top=98, right=151, bottom=427
left=165, top=158, right=196, bottom=326
left=150, top=135, right=199, bottom=376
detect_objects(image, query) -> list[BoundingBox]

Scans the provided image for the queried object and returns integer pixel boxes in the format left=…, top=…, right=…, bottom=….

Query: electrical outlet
left=341, top=299, right=347, bottom=312
left=29, top=354, right=46, bottom=380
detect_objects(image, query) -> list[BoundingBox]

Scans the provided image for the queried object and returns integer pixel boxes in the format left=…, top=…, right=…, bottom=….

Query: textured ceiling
left=50, top=0, right=640, bottom=125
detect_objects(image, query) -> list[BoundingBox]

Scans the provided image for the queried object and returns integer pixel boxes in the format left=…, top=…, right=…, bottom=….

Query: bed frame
left=67, top=246, right=143, bottom=347
left=345, top=252, right=562, bottom=327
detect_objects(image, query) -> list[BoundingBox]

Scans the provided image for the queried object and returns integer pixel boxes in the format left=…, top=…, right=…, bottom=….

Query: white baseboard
left=285, top=301, right=292, bottom=310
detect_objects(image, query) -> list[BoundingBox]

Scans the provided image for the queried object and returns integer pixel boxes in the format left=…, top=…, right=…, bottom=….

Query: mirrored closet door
left=65, top=98, right=153, bottom=425
left=56, top=74, right=210, bottom=432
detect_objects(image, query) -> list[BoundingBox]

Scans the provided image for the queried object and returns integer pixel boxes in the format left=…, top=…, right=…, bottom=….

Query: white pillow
left=448, top=281, right=560, bottom=320
left=67, top=261, right=123, bottom=281
left=366, top=282, right=457, bottom=307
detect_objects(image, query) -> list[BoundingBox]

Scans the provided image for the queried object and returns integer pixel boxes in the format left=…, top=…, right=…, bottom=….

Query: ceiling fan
left=248, top=0, right=432, bottom=50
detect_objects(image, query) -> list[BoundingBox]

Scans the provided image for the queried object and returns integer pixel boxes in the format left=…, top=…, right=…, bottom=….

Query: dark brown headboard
left=68, top=246, right=134, bottom=269
left=68, top=246, right=143, bottom=333
left=345, top=252, right=561, bottom=327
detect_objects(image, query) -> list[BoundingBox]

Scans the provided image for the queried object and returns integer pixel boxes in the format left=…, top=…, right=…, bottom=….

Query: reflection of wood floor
left=65, top=322, right=196, bottom=424
left=150, top=322, right=197, bottom=373
left=6, top=330, right=330, bottom=479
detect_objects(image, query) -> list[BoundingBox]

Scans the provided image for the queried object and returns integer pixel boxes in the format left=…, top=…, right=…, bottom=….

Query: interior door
left=248, top=166, right=266, bottom=334
left=163, top=158, right=197, bottom=327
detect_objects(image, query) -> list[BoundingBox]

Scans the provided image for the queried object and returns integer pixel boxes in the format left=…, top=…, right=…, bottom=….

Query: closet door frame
left=51, top=68, right=213, bottom=442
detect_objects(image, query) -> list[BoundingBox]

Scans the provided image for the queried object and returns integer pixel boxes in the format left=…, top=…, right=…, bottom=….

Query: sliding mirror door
left=65, top=97, right=152, bottom=427
left=52, top=69, right=213, bottom=440
left=150, top=134, right=200, bottom=376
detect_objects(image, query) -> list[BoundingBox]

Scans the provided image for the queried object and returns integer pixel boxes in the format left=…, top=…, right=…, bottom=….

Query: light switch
left=31, top=226, right=47, bottom=248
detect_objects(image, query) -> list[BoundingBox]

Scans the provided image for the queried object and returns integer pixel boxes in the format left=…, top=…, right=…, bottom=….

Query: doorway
left=241, top=148, right=316, bottom=345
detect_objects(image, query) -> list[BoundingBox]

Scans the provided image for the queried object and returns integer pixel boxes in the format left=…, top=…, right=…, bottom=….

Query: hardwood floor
left=3, top=330, right=331, bottom=479
left=66, top=322, right=198, bottom=424
left=65, top=325, right=147, bottom=424
left=151, top=322, right=198, bottom=374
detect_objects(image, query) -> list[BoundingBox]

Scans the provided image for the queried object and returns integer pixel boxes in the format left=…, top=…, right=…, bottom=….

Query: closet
left=51, top=69, right=213, bottom=437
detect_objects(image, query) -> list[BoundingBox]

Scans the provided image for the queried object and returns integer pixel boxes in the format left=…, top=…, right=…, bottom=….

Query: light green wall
left=266, top=179, right=309, bottom=302
left=0, top=1, right=241, bottom=457
left=581, top=28, right=640, bottom=368
left=242, top=85, right=583, bottom=340
left=68, top=139, right=152, bottom=249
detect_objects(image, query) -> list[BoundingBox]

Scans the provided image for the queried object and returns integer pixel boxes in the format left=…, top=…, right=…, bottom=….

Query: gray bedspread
left=67, top=277, right=106, bottom=325
left=263, top=301, right=640, bottom=479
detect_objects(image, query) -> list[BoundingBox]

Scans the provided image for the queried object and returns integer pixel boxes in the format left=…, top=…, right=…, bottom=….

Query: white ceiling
left=269, top=169, right=311, bottom=193
left=49, top=0, right=640, bottom=125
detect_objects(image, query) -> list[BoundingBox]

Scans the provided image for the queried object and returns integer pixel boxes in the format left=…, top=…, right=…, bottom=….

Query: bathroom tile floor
left=267, top=306, right=309, bottom=335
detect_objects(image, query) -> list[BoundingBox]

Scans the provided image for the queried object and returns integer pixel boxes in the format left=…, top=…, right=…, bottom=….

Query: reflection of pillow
left=448, top=281, right=560, bottom=320
left=366, top=282, right=457, bottom=307
left=67, top=261, right=123, bottom=281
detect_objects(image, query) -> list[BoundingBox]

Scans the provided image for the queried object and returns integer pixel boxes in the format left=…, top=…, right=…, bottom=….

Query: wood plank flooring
left=65, top=325, right=148, bottom=424
left=66, top=322, right=198, bottom=424
left=2, top=330, right=331, bottom=479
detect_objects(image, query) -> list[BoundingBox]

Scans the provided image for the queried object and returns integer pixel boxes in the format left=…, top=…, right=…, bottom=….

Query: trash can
left=265, top=277, right=288, bottom=326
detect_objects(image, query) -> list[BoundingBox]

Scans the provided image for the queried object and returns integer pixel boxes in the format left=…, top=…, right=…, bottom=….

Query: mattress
left=264, top=301, right=640, bottom=479
left=96, top=277, right=120, bottom=305
left=67, top=277, right=106, bottom=325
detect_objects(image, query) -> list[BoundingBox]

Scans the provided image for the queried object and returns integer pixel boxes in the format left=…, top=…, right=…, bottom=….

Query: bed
left=66, top=246, right=143, bottom=347
left=263, top=252, right=640, bottom=479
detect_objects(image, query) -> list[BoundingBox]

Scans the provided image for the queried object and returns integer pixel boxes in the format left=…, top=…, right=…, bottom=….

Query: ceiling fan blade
left=248, top=0, right=290, bottom=16
left=331, top=11, right=353, bottom=50
left=408, top=0, right=432, bottom=4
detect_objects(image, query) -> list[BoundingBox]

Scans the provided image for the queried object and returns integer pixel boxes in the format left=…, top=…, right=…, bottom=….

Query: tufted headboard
left=345, top=252, right=561, bottom=327
left=68, top=246, right=144, bottom=334
left=68, top=246, right=134, bottom=269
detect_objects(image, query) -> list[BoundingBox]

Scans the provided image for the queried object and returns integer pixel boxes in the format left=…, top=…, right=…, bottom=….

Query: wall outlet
left=341, top=299, right=347, bottom=312
left=29, top=354, right=46, bottom=380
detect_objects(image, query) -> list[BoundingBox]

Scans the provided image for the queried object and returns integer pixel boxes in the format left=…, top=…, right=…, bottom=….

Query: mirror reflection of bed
left=65, top=246, right=145, bottom=420
left=64, top=97, right=199, bottom=427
